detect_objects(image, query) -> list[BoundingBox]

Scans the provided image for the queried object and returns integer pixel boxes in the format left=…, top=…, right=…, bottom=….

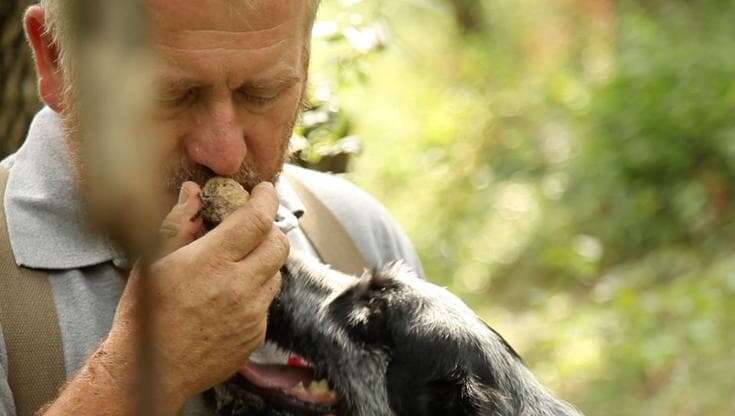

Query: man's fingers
left=157, top=181, right=203, bottom=258
left=259, top=270, right=283, bottom=303
left=199, top=182, right=280, bottom=262
left=233, top=227, right=290, bottom=289
left=236, top=270, right=283, bottom=322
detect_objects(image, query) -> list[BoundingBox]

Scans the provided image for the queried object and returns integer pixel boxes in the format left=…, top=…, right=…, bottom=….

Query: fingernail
left=178, top=185, right=190, bottom=205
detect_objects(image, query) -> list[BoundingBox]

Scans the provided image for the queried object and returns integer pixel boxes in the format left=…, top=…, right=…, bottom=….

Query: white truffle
left=200, top=177, right=250, bottom=226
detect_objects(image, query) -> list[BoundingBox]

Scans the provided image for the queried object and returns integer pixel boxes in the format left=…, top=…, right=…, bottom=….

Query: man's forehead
left=147, top=0, right=308, bottom=33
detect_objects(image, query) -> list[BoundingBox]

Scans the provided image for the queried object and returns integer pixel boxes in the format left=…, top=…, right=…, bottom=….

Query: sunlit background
left=2, top=1, right=735, bottom=415
left=304, top=1, right=735, bottom=415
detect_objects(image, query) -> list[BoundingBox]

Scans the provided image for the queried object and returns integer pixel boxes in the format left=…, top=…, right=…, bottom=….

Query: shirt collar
left=4, top=107, right=306, bottom=270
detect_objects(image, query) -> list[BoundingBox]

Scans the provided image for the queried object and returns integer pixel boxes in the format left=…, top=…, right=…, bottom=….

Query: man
left=0, top=1, right=423, bottom=415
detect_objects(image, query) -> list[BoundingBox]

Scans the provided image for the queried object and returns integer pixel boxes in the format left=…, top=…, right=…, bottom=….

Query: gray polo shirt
left=0, top=107, right=423, bottom=415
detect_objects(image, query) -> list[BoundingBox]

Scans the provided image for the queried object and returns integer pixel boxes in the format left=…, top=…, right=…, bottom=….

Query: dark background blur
left=1, top=1, right=39, bottom=157
left=3, top=1, right=735, bottom=415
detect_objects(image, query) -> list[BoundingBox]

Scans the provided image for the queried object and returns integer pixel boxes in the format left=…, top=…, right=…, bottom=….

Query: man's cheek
left=254, top=107, right=293, bottom=142
left=147, top=113, right=189, bottom=157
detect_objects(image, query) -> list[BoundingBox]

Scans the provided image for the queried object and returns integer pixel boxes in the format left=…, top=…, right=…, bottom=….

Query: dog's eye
left=348, top=305, right=371, bottom=326
left=331, top=291, right=388, bottom=346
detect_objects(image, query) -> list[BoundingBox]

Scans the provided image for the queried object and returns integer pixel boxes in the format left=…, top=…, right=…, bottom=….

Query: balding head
left=38, top=0, right=321, bottom=81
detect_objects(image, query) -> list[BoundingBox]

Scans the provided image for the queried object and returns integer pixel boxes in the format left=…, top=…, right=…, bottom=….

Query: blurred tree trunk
left=445, top=0, right=486, bottom=34
left=0, top=1, right=41, bottom=159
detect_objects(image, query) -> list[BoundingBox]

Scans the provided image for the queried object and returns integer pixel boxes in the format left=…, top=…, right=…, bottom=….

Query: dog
left=209, top=252, right=583, bottom=416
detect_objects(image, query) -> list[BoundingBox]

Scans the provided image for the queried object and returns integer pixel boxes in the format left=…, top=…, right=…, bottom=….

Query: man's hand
left=121, top=180, right=288, bottom=406
left=42, top=181, right=288, bottom=416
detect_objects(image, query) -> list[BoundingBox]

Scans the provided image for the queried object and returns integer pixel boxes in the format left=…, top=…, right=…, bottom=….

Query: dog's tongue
left=238, top=360, right=338, bottom=406
left=239, top=361, right=312, bottom=389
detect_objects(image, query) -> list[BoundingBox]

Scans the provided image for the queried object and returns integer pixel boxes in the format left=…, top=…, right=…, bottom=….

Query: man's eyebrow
left=154, top=71, right=302, bottom=95
left=156, top=77, right=203, bottom=95
left=240, top=72, right=303, bottom=92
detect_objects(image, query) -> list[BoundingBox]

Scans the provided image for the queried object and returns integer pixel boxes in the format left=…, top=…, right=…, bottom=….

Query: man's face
left=101, top=0, right=309, bottom=200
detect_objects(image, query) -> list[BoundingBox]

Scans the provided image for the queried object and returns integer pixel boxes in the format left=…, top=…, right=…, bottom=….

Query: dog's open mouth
left=234, top=354, right=339, bottom=415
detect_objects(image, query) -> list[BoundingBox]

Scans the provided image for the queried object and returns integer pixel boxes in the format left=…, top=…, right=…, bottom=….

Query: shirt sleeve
left=290, top=166, right=425, bottom=279
left=0, top=326, right=17, bottom=416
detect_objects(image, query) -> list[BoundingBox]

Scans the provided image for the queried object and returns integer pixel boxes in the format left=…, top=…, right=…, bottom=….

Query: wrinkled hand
left=107, top=180, right=289, bottom=409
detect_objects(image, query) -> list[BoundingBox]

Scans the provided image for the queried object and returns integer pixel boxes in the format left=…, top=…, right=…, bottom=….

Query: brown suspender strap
left=0, top=167, right=66, bottom=416
left=284, top=170, right=369, bottom=276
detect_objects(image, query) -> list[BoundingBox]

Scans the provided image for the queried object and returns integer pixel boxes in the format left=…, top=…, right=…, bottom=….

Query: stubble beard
left=158, top=136, right=292, bottom=197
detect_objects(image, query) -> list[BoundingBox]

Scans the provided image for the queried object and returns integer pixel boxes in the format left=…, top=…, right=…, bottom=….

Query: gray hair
left=38, top=0, right=72, bottom=78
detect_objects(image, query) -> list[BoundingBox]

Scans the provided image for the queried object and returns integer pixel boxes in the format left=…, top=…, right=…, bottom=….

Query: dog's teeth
left=308, top=379, right=330, bottom=393
left=292, top=382, right=307, bottom=395
left=306, top=380, right=318, bottom=391
left=327, top=390, right=338, bottom=401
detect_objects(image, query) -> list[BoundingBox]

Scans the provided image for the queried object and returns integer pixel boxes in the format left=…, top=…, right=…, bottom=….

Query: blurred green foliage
left=307, top=0, right=735, bottom=414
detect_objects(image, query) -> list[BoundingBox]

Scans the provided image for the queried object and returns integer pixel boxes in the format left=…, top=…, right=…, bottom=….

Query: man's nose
left=184, top=103, right=246, bottom=176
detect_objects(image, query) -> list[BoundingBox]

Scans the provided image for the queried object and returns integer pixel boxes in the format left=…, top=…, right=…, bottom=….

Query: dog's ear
left=387, top=368, right=469, bottom=416
left=461, top=376, right=514, bottom=416
left=387, top=362, right=510, bottom=416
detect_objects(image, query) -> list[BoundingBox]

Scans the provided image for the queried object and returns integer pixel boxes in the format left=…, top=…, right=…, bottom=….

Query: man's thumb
left=157, top=181, right=203, bottom=258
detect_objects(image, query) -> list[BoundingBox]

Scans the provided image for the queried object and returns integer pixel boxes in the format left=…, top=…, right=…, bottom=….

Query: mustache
left=160, top=133, right=292, bottom=195
left=161, top=158, right=264, bottom=195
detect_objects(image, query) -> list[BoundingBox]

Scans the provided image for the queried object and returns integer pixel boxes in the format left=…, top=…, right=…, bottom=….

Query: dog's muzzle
left=216, top=351, right=338, bottom=416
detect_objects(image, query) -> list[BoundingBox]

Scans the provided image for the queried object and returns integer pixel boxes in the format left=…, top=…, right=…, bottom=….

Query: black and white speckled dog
left=211, top=252, right=583, bottom=416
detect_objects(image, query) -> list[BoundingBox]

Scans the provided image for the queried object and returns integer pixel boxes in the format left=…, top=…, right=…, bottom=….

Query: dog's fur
left=213, top=253, right=583, bottom=416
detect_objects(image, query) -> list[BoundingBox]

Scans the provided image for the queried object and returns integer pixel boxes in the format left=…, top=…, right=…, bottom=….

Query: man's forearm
left=39, top=334, right=185, bottom=416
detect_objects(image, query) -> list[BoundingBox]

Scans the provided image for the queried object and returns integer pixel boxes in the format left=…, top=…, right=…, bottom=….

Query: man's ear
left=24, top=5, right=65, bottom=113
